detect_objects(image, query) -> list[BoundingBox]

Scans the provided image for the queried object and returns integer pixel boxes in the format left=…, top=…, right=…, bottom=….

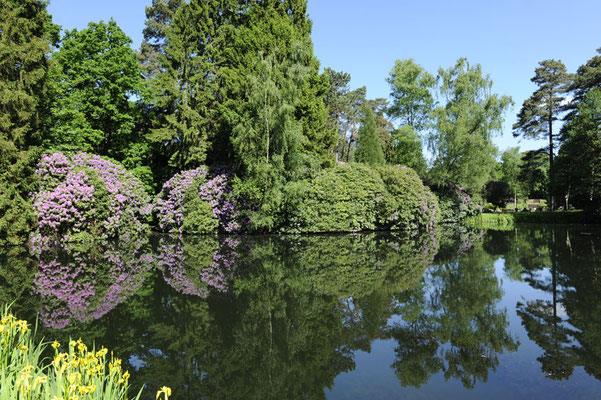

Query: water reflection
left=33, top=236, right=154, bottom=328
left=388, top=228, right=518, bottom=389
left=501, top=226, right=601, bottom=381
left=2, top=225, right=601, bottom=398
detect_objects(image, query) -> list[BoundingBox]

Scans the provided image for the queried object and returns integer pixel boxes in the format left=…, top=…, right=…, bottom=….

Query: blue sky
left=47, top=0, right=601, bottom=154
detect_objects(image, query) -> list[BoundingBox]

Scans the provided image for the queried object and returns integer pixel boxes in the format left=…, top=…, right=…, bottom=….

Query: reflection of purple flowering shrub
left=33, top=237, right=154, bottom=329
left=155, top=167, right=242, bottom=234
left=156, top=235, right=240, bottom=297
left=31, top=152, right=152, bottom=245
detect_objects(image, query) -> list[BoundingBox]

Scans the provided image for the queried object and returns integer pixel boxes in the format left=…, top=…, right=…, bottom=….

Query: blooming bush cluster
left=155, top=167, right=242, bottom=234
left=33, top=237, right=154, bottom=329
left=31, top=152, right=152, bottom=245
left=0, top=306, right=171, bottom=399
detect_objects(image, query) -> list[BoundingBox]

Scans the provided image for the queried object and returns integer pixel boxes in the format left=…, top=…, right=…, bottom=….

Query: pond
left=2, top=225, right=601, bottom=399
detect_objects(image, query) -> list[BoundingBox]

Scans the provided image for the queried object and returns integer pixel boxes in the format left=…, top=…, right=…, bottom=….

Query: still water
left=2, top=225, right=601, bottom=399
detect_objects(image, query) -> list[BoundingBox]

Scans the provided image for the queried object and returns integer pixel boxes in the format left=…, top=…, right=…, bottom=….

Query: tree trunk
left=548, top=112, right=554, bottom=211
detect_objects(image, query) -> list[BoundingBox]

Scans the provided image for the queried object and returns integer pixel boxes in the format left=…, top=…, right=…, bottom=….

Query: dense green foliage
left=435, top=184, right=482, bottom=224
left=355, top=106, right=385, bottom=165
left=519, top=149, right=549, bottom=199
left=428, top=59, right=512, bottom=194
left=284, top=164, right=439, bottom=233
left=0, top=0, right=57, bottom=245
left=391, top=125, right=427, bottom=176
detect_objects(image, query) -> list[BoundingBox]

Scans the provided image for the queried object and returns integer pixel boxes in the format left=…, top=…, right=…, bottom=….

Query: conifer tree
left=513, top=60, right=571, bottom=209
left=355, top=106, right=385, bottom=166
left=138, top=0, right=183, bottom=81
left=0, top=0, right=57, bottom=245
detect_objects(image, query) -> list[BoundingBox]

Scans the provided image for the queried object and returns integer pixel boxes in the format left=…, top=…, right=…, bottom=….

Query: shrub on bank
left=154, top=167, right=242, bottom=234
left=283, top=163, right=439, bottom=233
left=375, top=165, right=439, bottom=232
left=435, top=184, right=482, bottom=224
left=283, top=163, right=391, bottom=233
left=31, top=152, right=152, bottom=246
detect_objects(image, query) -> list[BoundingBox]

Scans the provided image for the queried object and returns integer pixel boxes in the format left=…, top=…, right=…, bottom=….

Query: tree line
left=1, top=0, right=600, bottom=243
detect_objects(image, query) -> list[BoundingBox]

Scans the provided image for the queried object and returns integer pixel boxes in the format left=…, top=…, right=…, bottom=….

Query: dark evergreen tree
left=138, top=0, right=183, bottom=81
left=368, top=98, right=395, bottom=163
left=519, top=149, right=549, bottom=199
left=553, top=88, right=601, bottom=214
left=355, top=106, right=385, bottom=166
left=145, top=0, right=231, bottom=174
left=564, top=47, right=601, bottom=122
left=0, top=0, right=58, bottom=245
left=513, top=60, right=571, bottom=209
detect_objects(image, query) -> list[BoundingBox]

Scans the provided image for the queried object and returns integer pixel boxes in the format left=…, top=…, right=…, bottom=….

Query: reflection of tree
left=389, top=238, right=518, bottom=389
left=156, top=234, right=240, bottom=296
left=511, top=226, right=601, bottom=382
left=0, top=246, right=39, bottom=318
left=516, top=299, right=577, bottom=379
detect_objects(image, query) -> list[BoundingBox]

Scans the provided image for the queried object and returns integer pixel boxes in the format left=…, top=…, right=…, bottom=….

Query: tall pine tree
left=513, top=59, right=571, bottom=209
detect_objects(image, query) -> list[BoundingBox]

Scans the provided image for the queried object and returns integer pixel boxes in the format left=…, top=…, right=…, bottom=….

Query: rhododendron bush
left=31, top=152, right=152, bottom=244
left=282, top=163, right=440, bottom=233
left=155, top=167, right=243, bottom=234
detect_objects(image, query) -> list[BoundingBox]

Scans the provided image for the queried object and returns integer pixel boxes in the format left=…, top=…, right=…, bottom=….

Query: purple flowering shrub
left=33, top=236, right=154, bottom=329
left=156, top=235, right=240, bottom=297
left=31, top=152, right=152, bottom=246
left=155, top=167, right=242, bottom=234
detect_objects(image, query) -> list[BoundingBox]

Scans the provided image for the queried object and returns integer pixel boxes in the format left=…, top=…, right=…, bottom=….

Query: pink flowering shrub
left=155, top=167, right=242, bottom=234
left=31, top=152, right=152, bottom=244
